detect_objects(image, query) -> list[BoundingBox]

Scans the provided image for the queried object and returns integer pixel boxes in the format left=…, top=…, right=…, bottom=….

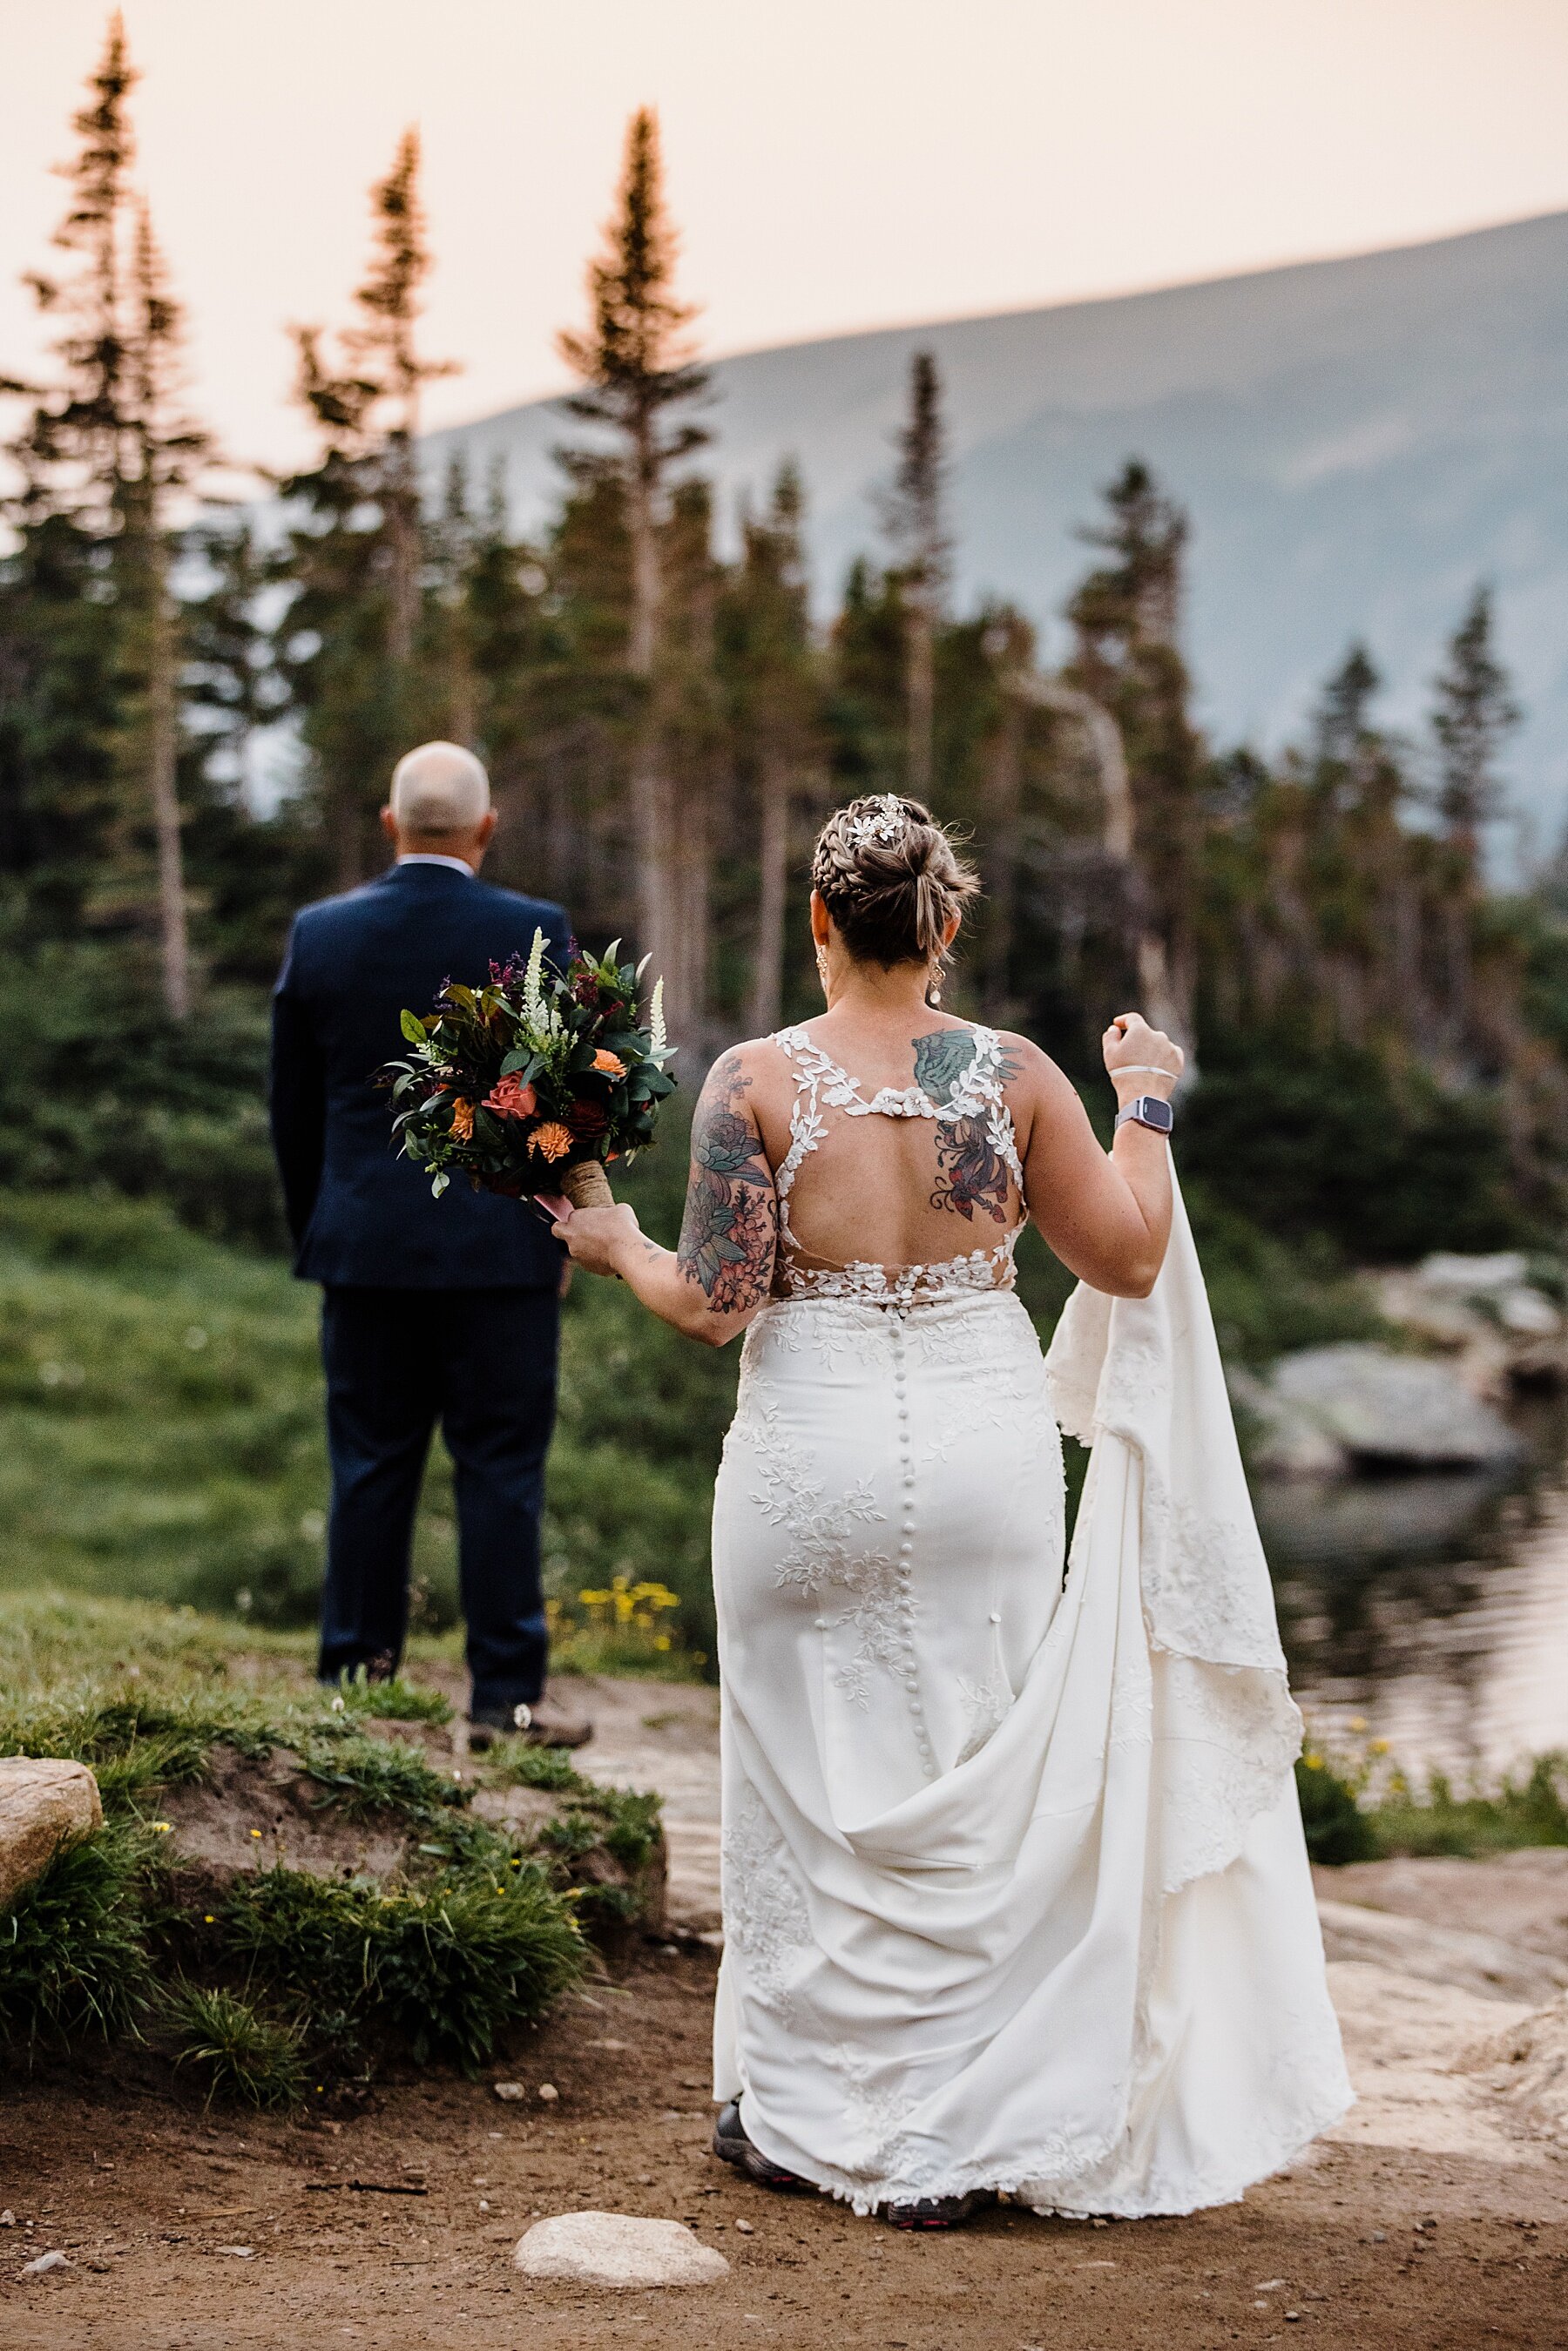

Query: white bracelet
left=1112, top=1064, right=1179, bottom=1082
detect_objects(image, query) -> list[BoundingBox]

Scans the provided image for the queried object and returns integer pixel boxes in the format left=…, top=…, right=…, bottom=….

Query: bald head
left=389, top=741, right=490, bottom=834
left=382, top=741, right=498, bottom=870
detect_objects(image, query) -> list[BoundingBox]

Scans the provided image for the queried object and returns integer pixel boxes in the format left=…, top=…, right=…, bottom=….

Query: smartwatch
left=1114, top=1094, right=1174, bottom=1136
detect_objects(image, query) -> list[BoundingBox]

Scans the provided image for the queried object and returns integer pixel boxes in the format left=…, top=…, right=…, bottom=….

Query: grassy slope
left=0, top=1114, right=1385, bottom=1668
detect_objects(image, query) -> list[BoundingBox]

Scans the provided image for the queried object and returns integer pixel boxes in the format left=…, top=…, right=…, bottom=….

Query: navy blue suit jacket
left=269, top=861, right=572, bottom=1290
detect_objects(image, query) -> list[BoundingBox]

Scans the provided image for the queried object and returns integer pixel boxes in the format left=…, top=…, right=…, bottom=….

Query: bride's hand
left=551, top=1199, right=644, bottom=1279
left=1103, top=1012, right=1184, bottom=1098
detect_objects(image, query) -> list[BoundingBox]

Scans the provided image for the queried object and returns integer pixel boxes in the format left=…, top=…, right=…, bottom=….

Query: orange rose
left=528, top=1121, right=572, bottom=1163
left=449, top=1098, right=475, bottom=1143
left=592, top=1049, right=626, bottom=1078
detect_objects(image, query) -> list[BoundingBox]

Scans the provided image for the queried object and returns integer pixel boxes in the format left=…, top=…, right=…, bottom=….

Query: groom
left=269, top=741, right=591, bottom=1748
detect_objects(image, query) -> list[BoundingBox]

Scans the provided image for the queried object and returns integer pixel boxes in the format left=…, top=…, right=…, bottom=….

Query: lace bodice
left=768, top=1022, right=1026, bottom=1307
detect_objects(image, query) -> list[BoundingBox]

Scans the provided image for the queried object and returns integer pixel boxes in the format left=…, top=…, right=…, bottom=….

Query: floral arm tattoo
left=912, top=1028, right=1022, bottom=1226
left=676, top=1052, right=778, bottom=1311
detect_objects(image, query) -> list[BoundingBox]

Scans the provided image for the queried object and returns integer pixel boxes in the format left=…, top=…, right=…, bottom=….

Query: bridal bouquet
left=383, top=932, right=676, bottom=1213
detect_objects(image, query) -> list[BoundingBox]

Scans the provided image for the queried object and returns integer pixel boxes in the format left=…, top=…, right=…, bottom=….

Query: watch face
left=1141, top=1097, right=1174, bottom=1132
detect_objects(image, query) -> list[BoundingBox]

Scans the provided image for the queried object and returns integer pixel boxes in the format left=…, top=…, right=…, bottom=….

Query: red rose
left=566, top=1099, right=609, bottom=1141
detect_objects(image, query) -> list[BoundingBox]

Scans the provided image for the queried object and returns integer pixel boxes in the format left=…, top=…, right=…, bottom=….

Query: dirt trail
left=3, top=1675, right=1567, bottom=2348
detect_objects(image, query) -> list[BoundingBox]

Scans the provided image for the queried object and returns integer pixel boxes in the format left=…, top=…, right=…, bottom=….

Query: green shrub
left=222, top=1861, right=585, bottom=2072
left=0, top=938, right=287, bottom=1251
left=1295, top=1753, right=1378, bottom=1865
left=0, top=1821, right=152, bottom=2044
left=167, top=1982, right=307, bottom=2111
left=1367, top=1753, right=1568, bottom=1857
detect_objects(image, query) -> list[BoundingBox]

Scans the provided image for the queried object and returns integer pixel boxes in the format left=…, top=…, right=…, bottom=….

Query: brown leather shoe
left=467, top=1691, right=594, bottom=1751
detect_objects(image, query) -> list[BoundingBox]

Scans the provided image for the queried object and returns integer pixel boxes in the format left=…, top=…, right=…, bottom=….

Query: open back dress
left=708, top=1018, right=1349, bottom=2214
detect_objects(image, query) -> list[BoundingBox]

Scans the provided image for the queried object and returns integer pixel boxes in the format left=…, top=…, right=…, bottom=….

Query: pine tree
left=1065, top=460, right=1201, bottom=1046
left=281, top=129, right=456, bottom=886
left=0, top=17, right=139, bottom=923
left=2, top=15, right=213, bottom=1012
left=558, top=107, right=710, bottom=1030
left=118, top=204, right=211, bottom=1016
left=1429, top=584, right=1519, bottom=1048
left=1315, top=642, right=1380, bottom=772
left=882, top=350, right=949, bottom=798
left=1432, top=585, right=1518, bottom=874
left=723, top=462, right=818, bottom=1031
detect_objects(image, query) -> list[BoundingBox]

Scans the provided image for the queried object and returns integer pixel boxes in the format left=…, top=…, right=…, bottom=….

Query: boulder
left=1416, top=1251, right=1530, bottom=1295
left=1270, top=1343, right=1523, bottom=1467
left=0, top=1756, right=102, bottom=1911
left=1315, top=1897, right=1568, bottom=2006
left=1467, top=1991, right=1568, bottom=2147
left=1228, top=1365, right=1349, bottom=1479
left=514, top=2211, right=730, bottom=2288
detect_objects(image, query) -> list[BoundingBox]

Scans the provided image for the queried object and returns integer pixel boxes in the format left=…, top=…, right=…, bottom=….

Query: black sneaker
left=711, top=2099, right=817, bottom=2194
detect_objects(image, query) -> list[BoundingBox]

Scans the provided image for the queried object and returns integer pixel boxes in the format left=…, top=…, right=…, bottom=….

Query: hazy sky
left=4, top=0, right=1568, bottom=474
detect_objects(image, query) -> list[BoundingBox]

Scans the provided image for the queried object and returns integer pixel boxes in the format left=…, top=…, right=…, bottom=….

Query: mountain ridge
left=424, top=209, right=1568, bottom=852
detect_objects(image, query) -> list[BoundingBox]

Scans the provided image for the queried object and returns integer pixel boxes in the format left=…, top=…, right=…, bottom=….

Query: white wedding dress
left=710, top=1022, right=1350, bottom=2214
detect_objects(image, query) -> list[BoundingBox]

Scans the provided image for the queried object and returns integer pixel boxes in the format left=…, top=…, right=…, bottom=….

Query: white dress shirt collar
left=395, top=853, right=476, bottom=877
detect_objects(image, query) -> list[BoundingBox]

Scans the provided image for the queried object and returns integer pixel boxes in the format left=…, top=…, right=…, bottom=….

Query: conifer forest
left=3, top=20, right=1568, bottom=1476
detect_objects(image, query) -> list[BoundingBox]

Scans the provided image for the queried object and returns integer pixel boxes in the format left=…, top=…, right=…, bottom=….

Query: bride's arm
left=551, top=1048, right=777, bottom=1347
left=1012, top=1013, right=1181, bottom=1298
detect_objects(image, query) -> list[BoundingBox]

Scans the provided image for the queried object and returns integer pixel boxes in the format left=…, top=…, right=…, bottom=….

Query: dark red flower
left=566, top=1099, right=610, bottom=1141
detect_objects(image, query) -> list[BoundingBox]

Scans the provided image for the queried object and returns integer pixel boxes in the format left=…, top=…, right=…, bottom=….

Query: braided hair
left=810, top=794, right=981, bottom=971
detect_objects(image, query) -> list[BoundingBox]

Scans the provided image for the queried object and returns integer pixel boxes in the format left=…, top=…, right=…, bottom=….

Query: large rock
left=1270, top=1342, right=1523, bottom=1467
left=1227, top=1365, right=1349, bottom=1479
left=514, top=2211, right=730, bottom=2288
left=1316, top=1896, right=1568, bottom=2006
left=1315, top=1849, right=1568, bottom=1963
left=1467, top=1991, right=1568, bottom=2147
left=0, top=1757, right=103, bottom=1910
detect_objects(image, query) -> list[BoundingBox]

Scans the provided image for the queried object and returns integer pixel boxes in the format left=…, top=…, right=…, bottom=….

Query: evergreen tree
left=1315, top=642, right=1380, bottom=772
left=558, top=108, right=711, bottom=1028
left=2, top=16, right=213, bottom=1013
left=117, top=204, right=211, bottom=1016
left=1065, top=460, right=1201, bottom=1044
left=280, top=129, right=456, bottom=887
left=0, top=16, right=139, bottom=925
left=1429, top=584, right=1519, bottom=1049
left=881, top=350, right=949, bottom=798
left=1432, top=585, right=1518, bottom=874
left=722, top=462, right=819, bottom=1031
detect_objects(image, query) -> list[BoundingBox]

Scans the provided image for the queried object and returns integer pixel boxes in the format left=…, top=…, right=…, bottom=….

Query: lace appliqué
left=955, top=1669, right=1013, bottom=1764
left=769, top=1023, right=1025, bottom=1308
left=721, top=1780, right=814, bottom=2019
left=741, top=1399, right=909, bottom=1712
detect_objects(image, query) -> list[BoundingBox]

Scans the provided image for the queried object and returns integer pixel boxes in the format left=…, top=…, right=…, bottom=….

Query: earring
left=815, top=944, right=831, bottom=996
left=926, top=967, right=943, bottom=1008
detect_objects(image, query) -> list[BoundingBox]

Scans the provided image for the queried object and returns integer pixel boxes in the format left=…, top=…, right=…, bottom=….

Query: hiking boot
left=884, top=2192, right=985, bottom=2230
left=466, top=1692, right=594, bottom=1751
left=711, top=2098, right=817, bottom=2193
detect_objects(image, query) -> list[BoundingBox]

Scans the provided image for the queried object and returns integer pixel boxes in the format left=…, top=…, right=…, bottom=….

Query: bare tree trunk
left=907, top=597, right=934, bottom=799
left=1008, top=671, right=1193, bottom=1064
left=625, top=435, right=691, bottom=1028
left=978, top=701, right=1023, bottom=1019
left=146, top=544, right=191, bottom=1021
left=747, top=748, right=791, bottom=1034
left=386, top=431, right=420, bottom=672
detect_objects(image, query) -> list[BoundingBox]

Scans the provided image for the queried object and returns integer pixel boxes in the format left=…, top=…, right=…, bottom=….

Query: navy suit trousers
left=317, top=1286, right=559, bottom=1709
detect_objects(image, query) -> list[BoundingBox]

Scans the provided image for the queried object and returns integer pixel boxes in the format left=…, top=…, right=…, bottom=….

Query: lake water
left=1260, top=1397, right=1568, bottom=1780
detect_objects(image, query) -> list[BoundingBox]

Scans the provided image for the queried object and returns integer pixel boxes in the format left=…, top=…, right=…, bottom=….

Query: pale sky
left=3, top=0, right=1568, bottom=476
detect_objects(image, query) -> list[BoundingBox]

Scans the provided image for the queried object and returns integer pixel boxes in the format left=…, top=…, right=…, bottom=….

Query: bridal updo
left=810, top=794, right=981, bottom=970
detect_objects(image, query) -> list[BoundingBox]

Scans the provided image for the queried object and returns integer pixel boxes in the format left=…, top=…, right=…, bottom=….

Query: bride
left=555, top=793, right=1349, bottom=2229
